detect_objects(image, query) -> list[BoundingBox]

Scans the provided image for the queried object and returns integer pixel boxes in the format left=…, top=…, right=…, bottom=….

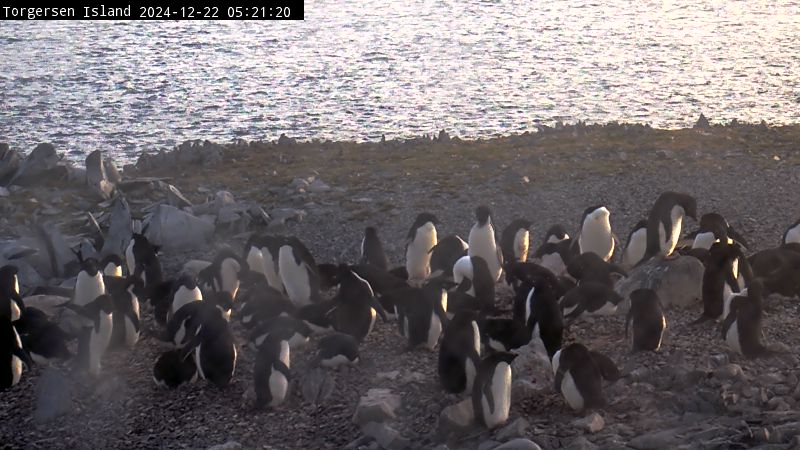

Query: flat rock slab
left=144, top=204, right=214, bottom=251
left=616, top=255, right=704, bottom=311
left=353, top=388, right=402, bottom=425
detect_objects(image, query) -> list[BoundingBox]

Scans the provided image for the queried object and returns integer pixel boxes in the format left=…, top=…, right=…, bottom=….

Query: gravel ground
left=1, top=125, right=799, bottom=449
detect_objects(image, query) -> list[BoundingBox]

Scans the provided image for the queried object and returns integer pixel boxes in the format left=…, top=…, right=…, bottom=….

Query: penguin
left=452, top=255, right=496, bottom=312
left=694, top=242, right=744, bottom=324
left=238, top=283, right=296, bottom=328
left=153, top=349, right=198, bottom=389
left=198, top=249, right=248, bottom=300
left=532, top=239, right=572, bottom=277
left=479, top=317, right=530, bottom=353
left=505, top=261, right=569, bottom=325
left=622, top=219, right=648, bottom=270
left=560, top=282, right=624, bottom=320
left=552, top=343, right=620, bottom=412
left=278, top=237, right=321, bottom=307
left=722, top=280, right=772, bottom=358
left=125, top=230, right=159, bottom=277
left=295, top=299, right=337, bottom=335
left=438, top=310, right=481, bottom=393
left=180, top=309, right=237, bottom=388
left=316, top=332, right=360, bottom=367
left=14, top=307, right=71, bottom=363
left=248, top=315, right=311, bottom=350
left=641, top=191, right=698, bottom=264
left=405, top=212, right=438, bottom=281
left=784, top=218, right=800, bottom=245
left=70, top=294, right=114, bottom=376
left=351, top=264, right=409, bottom=297
left=107, top=275, right=141, bottom=349
left=689, top=213, right=749, bottom=250
left=166, top=295, right=230, bottom=348
left=316, top=263, right=343, bottom=292
left=254, top=331, right=292, bottom=409
left=468, top=206, right=504, bottom=282
left=360, top=226, right=390, bottom=271
left=540, top=225, right=571, bottom=244
left=748, top=244, right=800, bottom=298
left=100, top=254, right=124, bottom=278
left=73, top=256, right=105, bottom=308
left=0, top=265, right=24, bottom=321
left=429, top=234, right=469, bottom=279
left=472, top=352, right=517, bottom=429
left=519, top=277, right=564, bottom=360
left=331, top=266, right=388, bottom=342
left=625, top=289, right=666, bottom=352
left=566, top=252, right=627, bottom=288
left=500, top=219, right=532, bottom=264
left=396, top=279, right=449, bottom=351
left=1, top=317, right=33, bottom=390
left=165, top=275, right=203, bottom=324
left=244, top=235, right=286, bottom=293
left=577, top=206, right=615, bottom=262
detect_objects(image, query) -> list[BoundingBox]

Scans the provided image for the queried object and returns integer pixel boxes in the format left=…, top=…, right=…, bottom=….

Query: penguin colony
left=2, top=190, right=799, bottom=433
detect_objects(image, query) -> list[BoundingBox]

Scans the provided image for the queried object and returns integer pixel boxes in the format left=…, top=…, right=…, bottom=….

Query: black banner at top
left=0, top=1, right=304, bottom=20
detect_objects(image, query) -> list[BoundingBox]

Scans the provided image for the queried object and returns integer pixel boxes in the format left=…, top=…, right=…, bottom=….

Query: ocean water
left=1, top=0, right=799, bottom=162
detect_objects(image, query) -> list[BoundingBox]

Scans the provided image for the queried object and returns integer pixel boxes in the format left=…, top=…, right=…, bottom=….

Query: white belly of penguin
left=481, top=362, right=512, bottom=428
left=125, top=241, right=136, bottom=275
left=579, top=221, right=614, bottom=261
left=725, top=320, right=742, bottom=354
left=220, top=259, right=241, bottom=299
left=174, top=320, right=188, bottom=347
left=426, top=313, right=442, bottom=350
left=514, top=229, right=530, bottom=262
left=665, top=207, right=685, bottom=255
left=279, top=253, right=312, bottom=307
left=288, top=333, right=308, bottom=350
left=540, top=253, right=566, bottom=276
left=406, top=228, right=437, bottom=280
left=786, top=225, right=800, bottom=245
left=561, top=371, right=584, bottom=411
left=90, top=313, right=113, bottom=375
left=75, top=272, right=105, bottom=307
left=623, top=228, right=647, bottom=268
left=11, top=355, right=22, bottom=386
left=124, top=315, right=139, bottom=347
left=262, top=248, right=284, bottom=292
left=469, top=225, right=502, bottom=281
left=247, top=248, right=267, bottom=279
left=171, top=287, right=202, bottom=318
left=269, top=370, right=289, bottom=406
left=104, top=263, right=122, bottom=277
left=194, top=346, right=206, bottom=379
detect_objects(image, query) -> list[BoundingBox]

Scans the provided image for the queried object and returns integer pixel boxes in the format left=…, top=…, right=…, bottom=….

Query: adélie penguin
left=640, top=191, right=697, bottom=264
left=577, top=206, right=615, bottom=262
left=500, top=219, right=532, bottom=263
left=69, top=294, right=114, bottom=376
left=153, top=349, right=198, bottom=389
left=360, top=226, right=390, bottom=271
left=552, top=343, right=621, bottom=412
left=560, top=282, right=624, bottom=320
left=244, top=235, right=286, bottom=293
left=100, top=254, right=124, bottom=277
left=472, top=352, right=517, bottom=429
left=72, top=255, right=106, bottom=308
left=438, top=310, right=481, bottom=393
left=625, top=288, right=666, bottom=352
left=180, top=307, right=237, bottom=388
left=566, top=252, right=627, bottom=288
left=198, top=249, right=248, bottom=300
left=747, top=244, right=800, bottom=298
left=396, top=278, right=449, bottom=351
left=315, top=332, right=360, bottom=367
left=14, top=307, right=71, bottom=363
left=248, top=315, right=311, bottom=351
left=238, top=283, right=296, bottom=328
left=166, top=297, right=228, bottom=348
left=468, top=206, right=504, bottom=282
left=0, top=265, right=24, bottom=321
left=429, top=234, right=468, bottom=279
left=722, top=280, right=774, bottom=358
left=278, top=237, right=321, bottom=307
left=254, top=329, right=292, bottom=409
left=519, top=277, right=564, bottom=360
left=532, top=239, right=572, bottom=277
left=405, top=213, right=439, bottom=281
left=330, top=266, right=388, bottom=342
left=106, top=275, right=142, bottom=349
left=1, top=316, right=33, bottom=390
left=694, top=242, right=743, bottom=324
left=159, top=274, right=203, bottom=324
left=622, top=219, right=648, bottom=270
left=451, top=255, right=496, bottom=312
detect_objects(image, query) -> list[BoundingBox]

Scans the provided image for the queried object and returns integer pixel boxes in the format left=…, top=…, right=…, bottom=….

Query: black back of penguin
left=107, top=276, right=142, bottom=349
left=626, top=288, right=666, bottom=352
left=469, top=256, right=496, bottom=313
left=641, top=191, right=697, bottom=264
left=317, top=332, right=360, bottom=366
left=254, top=331, right=292, bottom=408
left=181, top=311, right=236, bottom=388
left=153, top=349, right=198, bottom=389
left=696, top=241, right=743, bottom=323
left=438, top=311, right=480, bottom=393
left=429, top=234, right=469, bottom=279
left=471, top=351, right=517, bottom=428
left=396, top=279, right=448, bottom=350
left=552, top=343, right=620, bottom=411
left=748, top=245, right=800, bottom=298
left=722, top=280, right=771, bottom=358
left=15, top=307, right=71, bottom=362
left=500, top=219, right=532, bottom=263
left=360, top=226, right=390, bottom=271
left=331, top=266, right=387, bottom=342
left=560, top=282, right=624, bottom=319
left=567, top=252, right=627, bottom=287
left=519, top=278, right=563, bottom=359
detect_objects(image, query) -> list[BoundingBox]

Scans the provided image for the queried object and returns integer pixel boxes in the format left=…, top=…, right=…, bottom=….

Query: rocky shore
left=1, top=119, right=799, bottom=450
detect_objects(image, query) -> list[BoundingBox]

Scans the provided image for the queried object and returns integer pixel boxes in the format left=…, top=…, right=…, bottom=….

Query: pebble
left=572, top=413, right=605, bottom=434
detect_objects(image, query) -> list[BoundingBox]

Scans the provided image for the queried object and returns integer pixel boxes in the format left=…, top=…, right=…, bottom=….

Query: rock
left=308, top=178, right=331, bottom=193
left=269, top=208, right=306, bottom=229
left=278, top=133, right=296, bottom=146
left=157, top=181, right=192, bottom=208
left=103, top=155, right=122, bottom=184
left=0, top=187, right=8, bottom=197
left=100, top=196, right=133, bottom=258
left=495, top=417, right=528, bottom=441
left=206, top=441, right=242, bottom=450
left=565, top=437, right=598, bottom=450
left=376, top=370, right=400, bottom=381
left=353, top=388, right=402, bottom=425
left=709, top=353, right=728, bottom=367
left=438, top=129, right=450, bottom=142
left=694, top=113, right=710, bottom=129
left=290, top=177, right=309, bottom=190
left=85, top=150, right=116, bottom=200
left=495, top=439, right=541, bottom=450
left=0, top=145, right=21, bottom=185
left=301, top=368, right=335, bottom=405
left=34, top=369, right=73, bottom=422
left=628, top=429, right=680, bottom=449
left=439, top=398, right=475, bottom=434
left=10, top=143, right=61, bottom=186
left=361, top=422, right=410, bottom=450
left=572, top=412, right=605, bottom=433
left=478, top=440, right=500, bottom=450
left=143, top=204, right=214, bottom=251
left=31, top=222, right=77, bottom=278
left=714, top=363, right=744, bottom=381
left=214, top=190, right=237, bottom=209
left=616, top=256, right=704, bottom=310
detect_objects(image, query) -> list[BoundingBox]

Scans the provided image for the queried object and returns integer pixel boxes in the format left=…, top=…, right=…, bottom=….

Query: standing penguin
left=0, top=265, right=24, bottom=321
left=153, top=349, right=198, bottom=389
left=577, top=206, right=615, bottom=262
left=452, top=255, right=496, bottom=312
left=694, top=242, right=743, bottom=324
left=107, top=276, right=141, bottom=349
left=278, top=237, right=321, bottom=307
left=360, top=226, right=390, bottom=271
left=244, top=235, right=286, bottom=293
left=429, top=234, right=469, bottom=279
left=70, top=294, right=114, bottom=376
left=126, top=231, right=161, bottom=284
left=782, top=219, right=800, bottom=245
left=519, top=277, right=564, bottom=360
left=165, top=275, right=203, bottom=324
left=552, top=343, right=620, bottom=412
left=641, top=192, right=697, bottom=264
left=180, top=309, right=237, bottom=388
left=533, top=239, right=573, bottom=277
left=472, top=352, right=517, bottom=429
left=73, top=256, right=106, bottom=308
left=722, top=280, right=772, bottom=358
left=198, top=249, right=248, bottom=300
left=1, top=317, right=33, bottom=390
left=438, top=311, right=481, bottom=393
left=622, top=219, right=648, bottom=270
left=100, top=254, right=124, bottom=277
left=254, top=330, right=292, bottom=409
left=468, top=206, right=504, bottom=282
left=330, top=266, right=387, bottom=342
left=396, top=279, right=449, bottom=351
left=626, top=289, right=666, bottom=352
left=405, top=213, right=439, bottom=281
left=500, top=219, right=532, bottom=264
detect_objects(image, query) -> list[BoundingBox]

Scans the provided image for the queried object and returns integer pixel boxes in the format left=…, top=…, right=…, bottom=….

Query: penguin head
left=545, top=225, right=570, bottom=243
left=78, top=257, right=101, bottom=277
left=680, top=195, right=698, bottom=221
left=0, top=265, right=19, bottom=296
left=584, top=206, right=610, bottom=223
left=698, top=213, right=729, bottom=238
left=364, top=226, right=379, bottom=239
left=409, top=213, right=438, bottom=238
left=175, top=274, right=198, bottom=291
left=475, top=206, right=492, bottom=226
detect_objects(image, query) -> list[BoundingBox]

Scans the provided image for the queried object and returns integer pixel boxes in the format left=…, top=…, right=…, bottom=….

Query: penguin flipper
left=275, top=361, right=291, bottom=381
left=588, top=351, right=620, bottom=382
left=482, top=377, right=495, bottom=416
left=728, top=227, right=750, bottom=250
left=13, top=345, right=34, bottom=368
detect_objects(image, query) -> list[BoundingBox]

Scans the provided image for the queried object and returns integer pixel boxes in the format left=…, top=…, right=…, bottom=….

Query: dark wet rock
left=616, top=255, right=704, bottom=310
left=308, top=178, right=331, bottom=193
left=144, top=204, right=214, bottom=251
left=353, top=388, right=402, bottom=425
left=479, top=440, right=500, bottom=450
left=628, top=429, right=680, bottom=449
left=495, top=439, right=542, bottom=450
left=714, top=363, right=744, bottom=381
left=495, top=417, right=529, bottom=441
left=564, top=437, right=598, bottom=450
left=100, top=196, right=133, bottom=258
left=694, top=113, right=711, bottom=129
left=0, top=145, right=21, bottom=185
left=0, top=187, right=8, bottom=197
left=85, top=150, right=116, bottom=200
left=278, top=133, right=297, bottom=146
left=134, top=140, right=223, bottom=171
left=206, top=441, right=242, bottom=450
left=361, top=422, right=410, bottom=450
left=10, top=143, right=60, bottom=186
left=34, top=369, right=73, bottom=422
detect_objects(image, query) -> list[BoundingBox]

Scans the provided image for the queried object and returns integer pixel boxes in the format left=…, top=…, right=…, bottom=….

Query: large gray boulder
left=143, top=204, right=214, bottom=251
left=352, top=388, right=402, bottom=425
left=0, top=144, right=21, bottom=185
left=615, top=255, right=704, bottom=311
left=100, top=196, right=133, bottom=258
left=10, top=143, right=60, bottom=186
